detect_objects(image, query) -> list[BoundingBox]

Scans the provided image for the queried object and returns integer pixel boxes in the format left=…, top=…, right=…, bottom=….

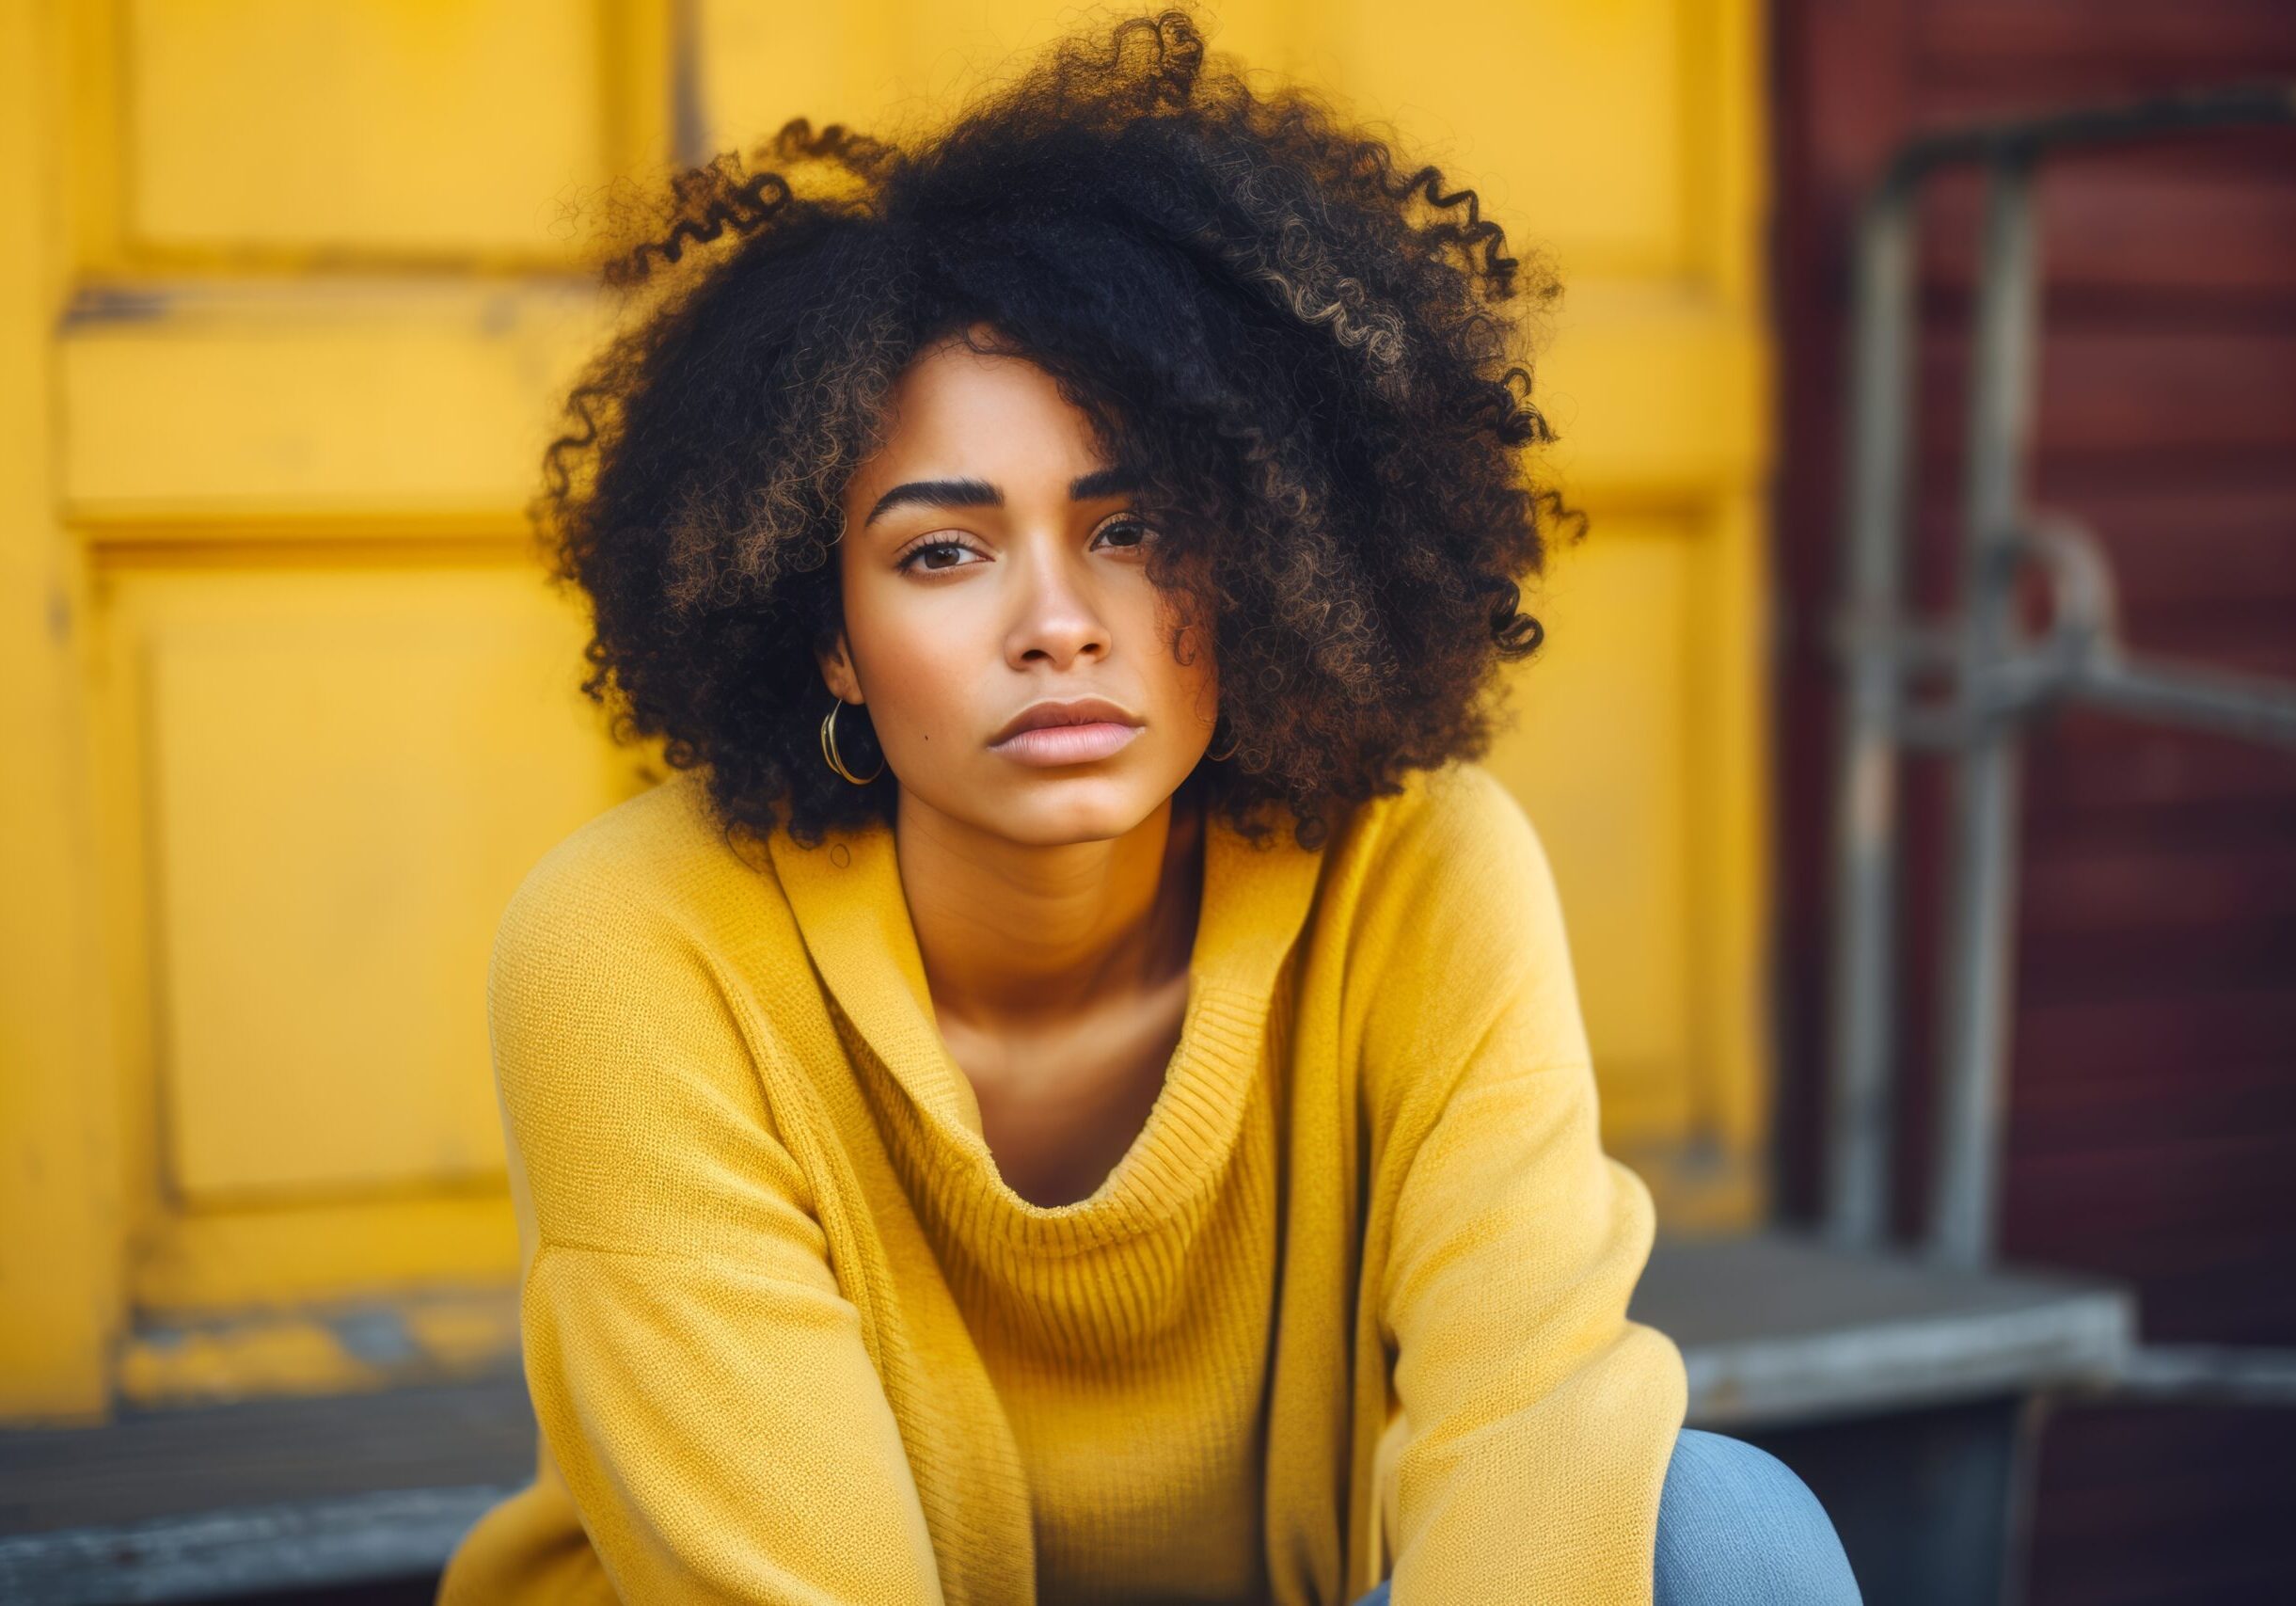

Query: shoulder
left=485, top=771, right=812, bottom=1088
left=492, top=771, right=763, bottom=977
left=1322, top=762, right=1590, bottom=1118
left=485, top=775, right=824, bottom=1248
left=1324, top=760, right=1560, bottom=935
left=1370, top=759, right=1540, bottom=852
left=497, top=771, right=722, bottom=930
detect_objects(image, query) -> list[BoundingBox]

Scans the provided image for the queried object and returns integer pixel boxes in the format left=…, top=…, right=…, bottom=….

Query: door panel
left=128, top=567, right=610, bottom=1201
left=88, top=557, right=630, bottom=1327
left=1317, top=0, right=1690, bottom=276
left=2, top=0, right=1769, bottom=1418
left=62, top=282, right=607, bottom=517
left=46, top=0, right=662, bottom=1404
left=122, top=0, right=615, bottom=262
left=698, top=0, right=1771, bottom=1220
left=1489, top=519, right=1700, bottom=1127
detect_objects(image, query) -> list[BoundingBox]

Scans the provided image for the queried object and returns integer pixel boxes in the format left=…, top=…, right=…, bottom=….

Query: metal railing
left=1819, top=81, right=2296, bottom=1406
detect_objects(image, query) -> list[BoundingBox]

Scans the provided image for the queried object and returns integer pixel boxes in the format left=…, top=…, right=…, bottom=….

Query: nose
left=1004, top=538, right=1111, bottom=669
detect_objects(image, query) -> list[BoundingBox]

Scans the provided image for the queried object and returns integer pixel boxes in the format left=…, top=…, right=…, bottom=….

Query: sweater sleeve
left=485, top=855, right=945, bottom=1605
left=1369, top=766, right=1687, bottom=1604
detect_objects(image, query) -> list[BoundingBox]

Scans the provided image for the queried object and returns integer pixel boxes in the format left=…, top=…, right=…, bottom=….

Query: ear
left=815, top=631, right=863, bottom=706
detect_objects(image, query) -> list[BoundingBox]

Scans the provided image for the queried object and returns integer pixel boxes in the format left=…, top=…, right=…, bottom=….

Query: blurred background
left=1, top=3, right=2289, bottom=1603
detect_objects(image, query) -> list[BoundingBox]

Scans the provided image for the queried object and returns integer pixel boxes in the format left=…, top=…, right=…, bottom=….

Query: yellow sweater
left=436, top=760, right=1686, bottom=1606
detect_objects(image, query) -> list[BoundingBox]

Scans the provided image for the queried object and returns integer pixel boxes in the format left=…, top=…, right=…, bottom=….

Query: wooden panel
left=1315, top=0, right=1771, bottom=1216
left=60, top=281, right=607, bottom=521
left=1537, top=281, right=1767, bottom=499
left=135, top=1194, right=520, bottom=1314
left=103, top=565, right=626, bottom=1202
left=1766, top=1, right=2296, bottom=1598
left=1631, top=1229, right=2131, bottom=1428
left=0, top=0, right=120, bottom=1423
left=120, top=0, right=614, bottom=262
left=2028, top=1404, right=2296, bottom=1606
left=1488, top=519, right=1699, bottom=1136
left=1918, top=140, right=2296, bottom=299
left=2, top=0, right=1775, bottom=1423
left=1487, top=501, right=1773, bottom=1223
left=693, top=0, right=1775, bottom=1231
left=1910, top=326, right=2296, bottom=470
left=704, top=0, right=1700, bottom=278
left=116, top=1286, right=520, bottom=1407
left=0, top=1376, right=534, bottom=1532
left=1956, top=483, right=2296, bottom=613
left=55, top=278, right=1753, bottom=517
left=695, top=3, right=1310, bottom=171
left=0, top=0, right=672, bottom=1421
left=1910, top=0, right=2296, bottom=76
left=1315, top=0, right=1689, bottom=278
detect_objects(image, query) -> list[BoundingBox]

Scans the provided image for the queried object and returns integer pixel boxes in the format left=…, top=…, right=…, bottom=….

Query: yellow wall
left=0, top=0, right=1769, bottom=1423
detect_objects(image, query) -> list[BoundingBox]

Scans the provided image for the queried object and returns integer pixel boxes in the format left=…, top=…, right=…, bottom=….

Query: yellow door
left=686, top=0, right=1777, bottom=1228
left=1, top=0, right=1767, bottom=1423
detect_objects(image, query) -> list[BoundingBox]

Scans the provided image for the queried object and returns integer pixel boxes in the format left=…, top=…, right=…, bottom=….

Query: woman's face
left=819, top=336, right=1220, bottom=846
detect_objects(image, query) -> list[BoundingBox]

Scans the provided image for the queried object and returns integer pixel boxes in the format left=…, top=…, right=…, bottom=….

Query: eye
left=894, top=516, right=1156, bottom=575
left=894, top=536, right=985, bottom=575
left=1091, top=512, right=1158, bottom=552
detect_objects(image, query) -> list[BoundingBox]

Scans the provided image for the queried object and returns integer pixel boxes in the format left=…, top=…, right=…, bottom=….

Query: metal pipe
left=1845, top=511, right=2296, bottom=748
left=1928, top=154, right=2042, bottom=1271
left=1820, top=81, right=2296, bottom=1274
left=1822, top=183, right=1919, bottom=1250
left=2061, top=656, right=2296, bottom=747
left=1880, top=81, right=2296, bottom=190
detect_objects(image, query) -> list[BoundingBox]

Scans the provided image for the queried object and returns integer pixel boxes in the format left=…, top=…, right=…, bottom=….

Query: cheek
left=843, top=583, right=980, bottom=743
left=886, top=644, right=979, bottom=746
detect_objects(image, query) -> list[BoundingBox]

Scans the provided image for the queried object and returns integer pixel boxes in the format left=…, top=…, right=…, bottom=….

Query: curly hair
left=539, top=5, right=1583, bottom=855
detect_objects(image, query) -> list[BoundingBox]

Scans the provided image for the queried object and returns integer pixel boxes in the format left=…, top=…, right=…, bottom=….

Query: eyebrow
left=863, top=466, right=1142, bottom=527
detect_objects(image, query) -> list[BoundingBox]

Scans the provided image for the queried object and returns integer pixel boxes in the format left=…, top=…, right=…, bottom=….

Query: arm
left=1369, top=768, right=1686, bottom=1603
left=488, top=859, right=943, bottom=1604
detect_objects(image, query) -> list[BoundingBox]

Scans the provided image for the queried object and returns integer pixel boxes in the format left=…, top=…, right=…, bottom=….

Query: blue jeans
left=1348, top=1426, right=1862, bottom=1604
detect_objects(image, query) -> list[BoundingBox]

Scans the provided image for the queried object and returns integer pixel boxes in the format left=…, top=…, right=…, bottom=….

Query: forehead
left=863, top=342, right=1105, bottom=484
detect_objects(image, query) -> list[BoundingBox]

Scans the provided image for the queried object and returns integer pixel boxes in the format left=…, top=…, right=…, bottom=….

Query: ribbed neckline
left=763, top=794, right=1326, bottom=1256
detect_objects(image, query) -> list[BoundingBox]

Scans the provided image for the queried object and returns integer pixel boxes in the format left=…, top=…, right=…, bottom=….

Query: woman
left=438, top=9, right=1861, bottom=1603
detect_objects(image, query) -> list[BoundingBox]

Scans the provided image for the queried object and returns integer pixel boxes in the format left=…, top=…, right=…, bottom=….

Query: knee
left=1654, top=1427, right=1863, bottom=1606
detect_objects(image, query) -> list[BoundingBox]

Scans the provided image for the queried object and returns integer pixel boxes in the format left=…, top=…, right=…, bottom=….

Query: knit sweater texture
left=435, top=759, right=1686, bottom=1605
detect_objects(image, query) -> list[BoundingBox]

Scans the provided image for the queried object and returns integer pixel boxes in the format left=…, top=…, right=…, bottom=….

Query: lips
left=989, top=695, right=1144, bottom=746
left=990, top=721, right=1144, bottom=765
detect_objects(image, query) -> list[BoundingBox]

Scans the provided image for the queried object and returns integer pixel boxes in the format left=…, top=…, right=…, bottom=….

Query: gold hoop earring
left=820, top=699, right=885, bottom=785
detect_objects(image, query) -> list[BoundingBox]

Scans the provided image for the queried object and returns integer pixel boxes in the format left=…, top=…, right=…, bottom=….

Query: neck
left=893, top=778, right=1205, bottom=1030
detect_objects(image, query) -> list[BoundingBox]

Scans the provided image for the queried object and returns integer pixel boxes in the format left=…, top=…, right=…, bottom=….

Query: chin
left=1009, top=795, right=1163, bottom=846
left=981, top=774, right=1178, bottom=847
